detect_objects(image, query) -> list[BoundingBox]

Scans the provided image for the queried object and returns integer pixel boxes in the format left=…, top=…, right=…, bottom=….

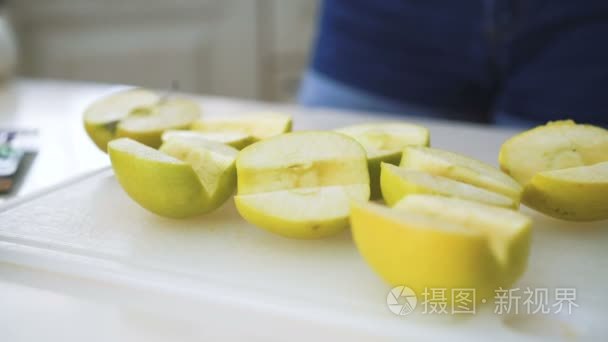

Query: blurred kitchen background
left=0, top=0, right=319, bottom=102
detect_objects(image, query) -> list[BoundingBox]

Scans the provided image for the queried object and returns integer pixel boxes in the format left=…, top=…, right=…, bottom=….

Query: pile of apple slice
left=84, top=88, right=292, bottom=152
left=351, top=139, right=530, bottom=304
left=83, top=88, right=607, bottom=308
left=85, top=88, right=293, bottom=218
left=84, top=88, right=201, bottom=151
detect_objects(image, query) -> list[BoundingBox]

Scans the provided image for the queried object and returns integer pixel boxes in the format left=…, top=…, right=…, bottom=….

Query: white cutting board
left=0, top=109, right=607, bottom=341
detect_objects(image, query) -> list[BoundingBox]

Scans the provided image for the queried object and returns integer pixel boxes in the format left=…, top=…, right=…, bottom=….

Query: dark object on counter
left=0, top=129, right=37, bottom=194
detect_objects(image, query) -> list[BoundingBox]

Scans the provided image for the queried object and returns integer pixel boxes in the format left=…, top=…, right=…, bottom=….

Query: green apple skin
left=368, top=152, right=401, bottom=200
left=380, top=163, right=516, bottom=208
left=108, top=138, right=236, bottom=218
left=84, top=121, right=117, bottom=152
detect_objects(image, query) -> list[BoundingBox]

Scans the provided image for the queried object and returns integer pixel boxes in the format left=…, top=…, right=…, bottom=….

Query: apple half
left=234, top=131, right=370, bottom=239
left=499, top=120, right=608, bottom=220
left=380, top=163, right=516, bottom=208
left=350, top=195, right=531, bottom=303
left=84, top=88, right=201, bottom=151
left=401, top=146, right=522, bottom=201
left=191, top=112, right=292, bottom=141
left=499, top=120, right=608, bottom=185
left=108, top=136, right=238, bottom=218
left=335, top=122, right=429, bottom=199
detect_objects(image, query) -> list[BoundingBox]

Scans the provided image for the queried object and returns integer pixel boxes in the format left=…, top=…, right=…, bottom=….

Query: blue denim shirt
left=311, top=0, right=608, bottom=125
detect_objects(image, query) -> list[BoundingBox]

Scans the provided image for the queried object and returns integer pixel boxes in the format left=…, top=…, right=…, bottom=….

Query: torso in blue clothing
left=311, top=0, right=608, bottom=125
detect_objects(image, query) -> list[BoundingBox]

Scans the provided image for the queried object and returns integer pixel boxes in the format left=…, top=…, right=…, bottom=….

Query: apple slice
left=400, top=146, right=522, bottom=200
left=161, top=130, right=255, bottom=150
left=108, top=136, right=237, bottom=218
left=499, top=120, right=608, bottom=185
left=350, top=195, right=531, bottom=303
left=380, top=163, right=517, bottom=208
left=191, top=112, right=292, bottom=141
left=523, top=161, right=608, bottom=221
left=335, top=122, right=430, bottom=199
left=84, top=88, right=201, bottom=151
left=234, top=131, right=370, bottom=239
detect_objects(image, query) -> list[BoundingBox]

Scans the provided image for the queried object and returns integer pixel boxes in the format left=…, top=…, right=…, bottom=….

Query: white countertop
left=0, top=79, right=111, bottom=199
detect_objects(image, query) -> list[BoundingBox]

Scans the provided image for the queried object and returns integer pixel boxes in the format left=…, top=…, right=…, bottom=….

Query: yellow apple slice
left=350, top=195, right=531, bottom=303
left=108, top=136, right=237, bottom=218
left=191, top=112, right=292, bottom=141
left=161, top=130, right=255, bottom=150
left=380, top=163, right=516, bottom=208
left=234, top=131, right=370, bottom=239
left=523, top=161, right=608, bottom=221
left=335, top=122, right=430, bottom=199
left=84, top=88, right=201, bottom=151
left=401, top=146, right=522, bottom=200
left=499, top=120, right=608, bottom=185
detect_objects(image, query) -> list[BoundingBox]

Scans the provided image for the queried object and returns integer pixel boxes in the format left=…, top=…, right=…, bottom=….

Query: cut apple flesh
left=116, top=98, right=201, bottom=148
left=499, top=120, right=608, bottom=185
left=191, top=112, right=292, bottom=140
left=84, top=88, right=159, bottom=125
left=335, top=122, right=430, bottom=200
left=161, top=130, right=254, bottom=149
left=109, top=137, right=237, bottom=218
left=235, top=184, right=369, bottom=239
left=335, top=122, right=430, bottom=159
left=159, top=136, right=238, bottom=196
left=238, top=159, right=368, bottom=195
left=523, top=161, right=608, bottom=221
left=237, top=132, right=369, bottom=194
left=350, top=196, right=531, bottom=301
left=235, top=131, right=370, bottom=239
left=380, top=163, right=516, bottom=208
left=401, top=146, right=522, bottom=200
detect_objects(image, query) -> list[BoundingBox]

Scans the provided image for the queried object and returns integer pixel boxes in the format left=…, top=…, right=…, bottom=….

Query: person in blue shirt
left=299, top=0, right=608, bottom=127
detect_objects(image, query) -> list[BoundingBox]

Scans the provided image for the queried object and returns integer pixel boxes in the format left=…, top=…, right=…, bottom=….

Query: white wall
left=9, top=0, right=318, bottom=101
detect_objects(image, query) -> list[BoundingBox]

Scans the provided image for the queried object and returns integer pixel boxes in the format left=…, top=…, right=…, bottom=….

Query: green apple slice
left=108, top=137, right=237, bottom=218
left=234, top=131, right=370, bottom=239
left=191, top=112, right=292, bottom=141
left=335, top=122, right=430, bottom=199
left=236, top=184, right=369, bottom=239
left=350, top=195, right=531, bottom=302
left=380, top=163, right=516, bottom=208
left=161, top=130, right=255, bottom=150
left=499, top=120, right=608, bottom=185
left=84, top=88, right=201, bottom=151
left=522, top=161, right=608, bottom=221
left=401, top=146, right=522, bottom=200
